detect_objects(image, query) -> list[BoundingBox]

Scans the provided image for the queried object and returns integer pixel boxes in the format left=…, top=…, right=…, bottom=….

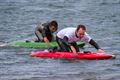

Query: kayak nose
left=30, top=51, right=36, bottom=56
left=111, top=55, right=116, bottom=59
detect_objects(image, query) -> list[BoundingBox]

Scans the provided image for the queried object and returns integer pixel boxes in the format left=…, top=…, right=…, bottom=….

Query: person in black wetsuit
left=34, top=20, right=58, bottom=43
left=56, top=24, right=104, bottom=54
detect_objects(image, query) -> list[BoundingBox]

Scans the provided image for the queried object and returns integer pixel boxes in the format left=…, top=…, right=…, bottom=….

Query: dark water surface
left=0, top=0, right=120, bottom=80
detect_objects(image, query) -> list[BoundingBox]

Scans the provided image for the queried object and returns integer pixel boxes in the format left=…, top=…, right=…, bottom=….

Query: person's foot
left=33, top=38, right=40, bottom=42
left=25, top=40, right=30, bottom=43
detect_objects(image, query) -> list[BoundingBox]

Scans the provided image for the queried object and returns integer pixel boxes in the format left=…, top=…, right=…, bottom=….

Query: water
left=0, top=0, right=120, bottom=80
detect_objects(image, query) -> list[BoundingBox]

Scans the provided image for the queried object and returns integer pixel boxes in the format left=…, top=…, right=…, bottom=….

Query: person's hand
left=43, top=37, right=49, bottom=43
left=70, top=45, right=77, bottom=56
left=97, top=49, right=104, bottom=53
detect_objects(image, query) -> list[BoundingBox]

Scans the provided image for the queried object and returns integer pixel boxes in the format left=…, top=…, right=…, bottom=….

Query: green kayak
left=11, top=41, right=85, bottom=49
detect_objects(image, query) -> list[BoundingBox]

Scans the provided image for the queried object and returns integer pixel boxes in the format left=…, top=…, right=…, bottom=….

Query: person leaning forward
left=34, top=20, right=58, bottom=43
left=56, top=24, right=104, bottom=55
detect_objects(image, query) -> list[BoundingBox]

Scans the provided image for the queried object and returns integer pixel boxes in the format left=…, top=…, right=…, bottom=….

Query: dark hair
left=49, top=20, right=58, bottom=30
left=76, top=24, right=86, bottom=32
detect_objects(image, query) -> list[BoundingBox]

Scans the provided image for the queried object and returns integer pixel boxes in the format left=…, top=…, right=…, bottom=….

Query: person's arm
left=63, top=36, right=77, bottom=54
left=70, top=45, right=77, bottom=54
left=89, top=39, right=104, bottom=53
left=41, top=29, right=49, bottom=43
left=62, top=36, right=69, bottom=45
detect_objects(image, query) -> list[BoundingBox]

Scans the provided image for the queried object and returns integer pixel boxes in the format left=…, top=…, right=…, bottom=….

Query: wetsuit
left=56, top=27, right=101, bottom=52
left=35, top=22, right=54, bottom=42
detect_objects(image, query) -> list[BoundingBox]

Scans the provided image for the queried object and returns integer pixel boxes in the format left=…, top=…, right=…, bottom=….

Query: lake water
left=0, top=0, right=120, bottom=80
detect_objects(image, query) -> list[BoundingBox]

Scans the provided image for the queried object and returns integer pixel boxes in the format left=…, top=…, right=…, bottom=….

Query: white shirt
left=57, top=27, right=91, bottom=43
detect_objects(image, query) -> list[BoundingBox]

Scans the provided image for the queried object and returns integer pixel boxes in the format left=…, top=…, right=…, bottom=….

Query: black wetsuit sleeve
left=41, top=29, right=47, bottom=37
left=89, top=39, right=101, bottom=50
left=63, top=36, right=71, bottom=45
left=40, top=22, right=50, bottom=38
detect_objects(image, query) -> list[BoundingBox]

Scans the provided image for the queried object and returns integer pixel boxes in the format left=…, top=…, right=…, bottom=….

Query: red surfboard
left=30, top=51, right=115, bottom=60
